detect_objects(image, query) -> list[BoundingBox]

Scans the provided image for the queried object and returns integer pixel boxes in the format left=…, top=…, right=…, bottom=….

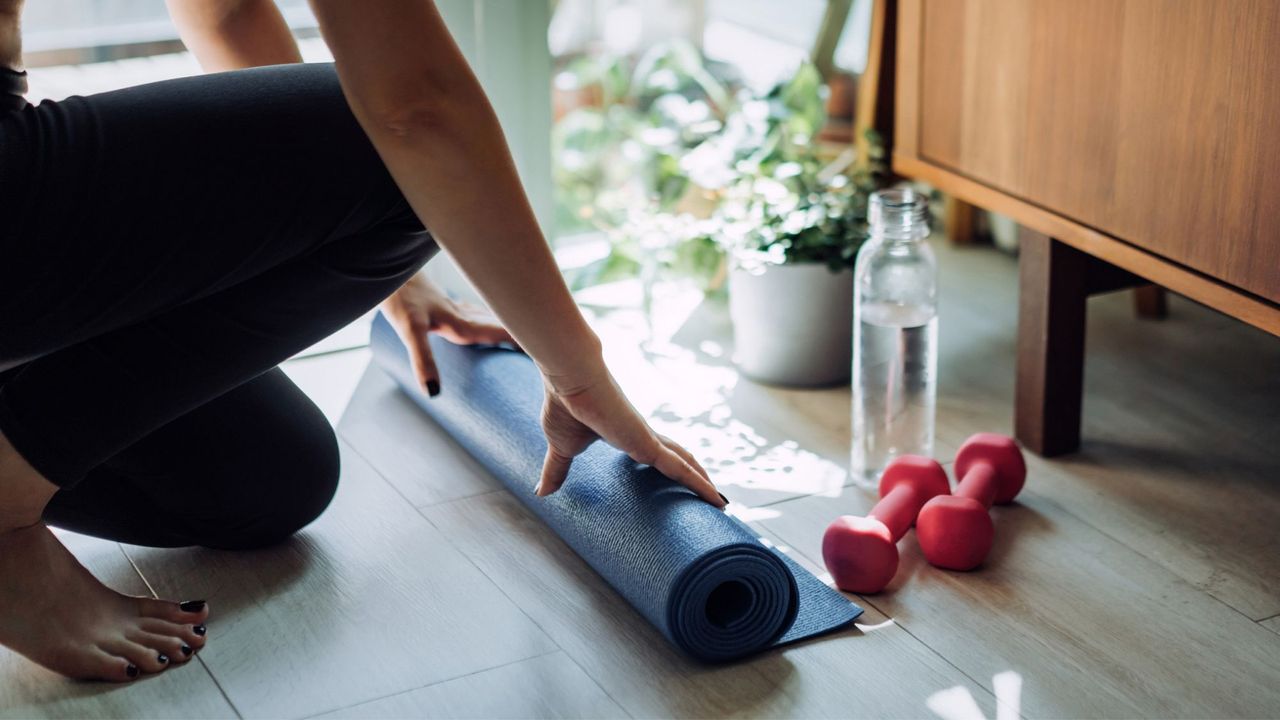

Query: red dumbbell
left=822, top=456, right=950, bottom=594
left=915, top=433, right=1026, bottom=571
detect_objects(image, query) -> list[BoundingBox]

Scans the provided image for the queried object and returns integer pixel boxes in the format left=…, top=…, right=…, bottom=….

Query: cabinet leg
left=1016, top=229, right=1088, bottom=456
left=944, top=196, right=977, bottom=245
left=1133, top=285, right=1168, bottom=319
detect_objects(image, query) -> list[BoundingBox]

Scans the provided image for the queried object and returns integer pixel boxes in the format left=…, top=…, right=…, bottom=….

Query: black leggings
left=0, top=63, right=437, bottom=549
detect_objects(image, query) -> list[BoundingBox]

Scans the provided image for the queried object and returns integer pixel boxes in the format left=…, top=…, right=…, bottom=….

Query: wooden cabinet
left=892, top=0, right=1280, bottom=454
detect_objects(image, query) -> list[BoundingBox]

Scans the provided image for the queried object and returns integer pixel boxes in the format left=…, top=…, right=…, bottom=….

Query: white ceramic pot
left=728, top=261, right=853, bottom=387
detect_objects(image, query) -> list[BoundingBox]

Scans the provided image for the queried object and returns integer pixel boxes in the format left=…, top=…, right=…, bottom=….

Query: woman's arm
left=309, top=0, right=599, bottom=383
left=307, top=0, right=720, bottom=504
left=0, top=0, right=23, bottom=70
left=165, top=0, right=300, bottom=71
left=0, top=3, right=26, bottom=113
left=167, top=0, right=518, bottom=397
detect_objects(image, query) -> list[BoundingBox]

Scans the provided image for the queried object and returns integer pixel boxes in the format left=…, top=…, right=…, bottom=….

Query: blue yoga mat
left=370, top=312, right=861, bottom=662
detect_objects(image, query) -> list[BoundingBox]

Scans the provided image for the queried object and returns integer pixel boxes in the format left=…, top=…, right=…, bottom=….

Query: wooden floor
left=2, top=241, right=1278, bottom=719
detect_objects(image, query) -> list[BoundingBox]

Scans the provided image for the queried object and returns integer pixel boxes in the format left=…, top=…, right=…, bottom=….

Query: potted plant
left=708, top=67, right=887, bottom=386
left=722, top=175, right=872, bottom=385
left=550, top=51, right=887, bottom=382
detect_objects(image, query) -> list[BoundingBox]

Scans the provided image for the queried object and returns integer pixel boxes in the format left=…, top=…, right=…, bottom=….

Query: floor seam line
left=116, top=542, right=159, bottom=599
left=337, top=436, right=424, bottom=513
left=339, top=438, right=603, bottom=714
left=288, top=342, right=370, bottom=363
left=544, top=642, right=635, bottom=719
left=195, top=655, right=245, bottom=720
left=297, top=649, right=563, bottom=719
left=408, top=499, right=630, bottom=717
left=410, top=487, right=506, bottom=511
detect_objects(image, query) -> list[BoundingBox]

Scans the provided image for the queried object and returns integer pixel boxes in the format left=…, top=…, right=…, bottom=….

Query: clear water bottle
left=851, top=189, right=938, bottom=482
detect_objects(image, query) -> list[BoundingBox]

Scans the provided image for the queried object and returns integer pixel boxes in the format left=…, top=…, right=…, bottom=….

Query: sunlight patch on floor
left=927, top=671, right=1023, bottom=720
left=587, top=294, right=851, bottom=499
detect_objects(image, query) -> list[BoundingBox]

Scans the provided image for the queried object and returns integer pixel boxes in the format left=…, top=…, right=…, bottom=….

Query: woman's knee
left=315, top=206, right=438, bottom=285
left=266, top=421, right=340, bottom=539
left=205, top=417, right=341, bottom=551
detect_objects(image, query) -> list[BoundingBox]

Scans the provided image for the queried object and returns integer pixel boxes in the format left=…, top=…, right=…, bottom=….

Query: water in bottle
left=852, top=189, right=938, bottom=482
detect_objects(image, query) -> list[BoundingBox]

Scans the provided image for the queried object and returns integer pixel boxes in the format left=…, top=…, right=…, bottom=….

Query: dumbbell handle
left=954, top=459, right=998, bottom=508
left=868, top=484, right=931, bottom=542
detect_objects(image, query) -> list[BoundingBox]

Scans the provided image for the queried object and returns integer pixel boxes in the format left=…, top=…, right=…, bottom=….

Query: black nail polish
left=181, top=644, right=193, bottom=656
left=193, top=624, right=206, bottom=636
left=157, top=653, right=169, bottom=664
left=126, top=664, right=139, bottom=678
left=427, top=379, right=440, bottom=397
left=718, top=492, right=730, bottom=506
left=179, top=600, right=205, bottom=612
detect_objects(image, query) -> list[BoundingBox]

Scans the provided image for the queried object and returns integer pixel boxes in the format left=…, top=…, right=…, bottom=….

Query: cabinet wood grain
left=908, top=0, right=1280, bottom=305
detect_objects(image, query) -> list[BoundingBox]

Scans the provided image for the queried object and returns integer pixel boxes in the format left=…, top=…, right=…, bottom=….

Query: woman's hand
left=381, top=274, right=515, bottom=396
left=537, top=370, right=726, bottom=509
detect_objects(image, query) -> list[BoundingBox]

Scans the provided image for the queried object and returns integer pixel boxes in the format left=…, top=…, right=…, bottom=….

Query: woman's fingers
left=539, top=438, right=723, bottom=509
left=536, top=448, right=574, bottom=497
left=632, top=440, right=725, bottom=509
left=658, top=434, right=712, bottom=485
left=661, top=436, right=726, bottom=505
left=407, top=330, right=441, bottom=397
left=438, top=310, right=517, bottom=348
left=538, top=376, right=724, bottom=508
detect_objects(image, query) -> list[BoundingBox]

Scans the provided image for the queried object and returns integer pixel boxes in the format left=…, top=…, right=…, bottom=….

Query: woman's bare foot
left=0, top=523, right=209, bottom=681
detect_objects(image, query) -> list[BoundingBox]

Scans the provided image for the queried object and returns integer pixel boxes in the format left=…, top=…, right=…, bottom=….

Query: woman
left=0, top=0, right=722, bottom=682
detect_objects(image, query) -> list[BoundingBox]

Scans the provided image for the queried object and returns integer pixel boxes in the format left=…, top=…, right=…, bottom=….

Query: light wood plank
left=338, top=368, right=502, bottom=508
left=312, top=652, right=626, bottom=720
left=424, top=490, right=997, bottom=718
left=0, top=533, right=235, bottom=720
left=1029, top=350, right=1280, bottom=617
left=755, top=489, right=1280, bottom=718
left=122, top=442, right=557, bottom=719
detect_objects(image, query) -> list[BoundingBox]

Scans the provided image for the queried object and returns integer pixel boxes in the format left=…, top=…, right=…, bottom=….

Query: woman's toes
left=78, top=648, right=139, bottom=683
left=138, top=618, right=207, bottom=651
left=138, top=597, right=209, bottom=625
left=102, top=639, right=172, bottom=674
left=127, top=630, right=193, bottom=664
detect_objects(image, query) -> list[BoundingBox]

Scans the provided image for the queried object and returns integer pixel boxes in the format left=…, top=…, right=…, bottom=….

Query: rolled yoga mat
left=370, top=312, right=862, bottom=662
